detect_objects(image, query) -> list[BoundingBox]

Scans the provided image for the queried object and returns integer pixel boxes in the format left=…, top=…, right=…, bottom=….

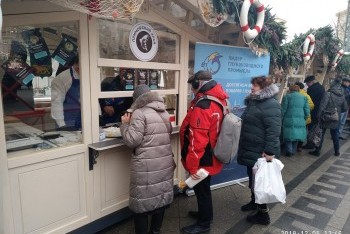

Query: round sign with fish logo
left=129, top=22, right=158, bottom=61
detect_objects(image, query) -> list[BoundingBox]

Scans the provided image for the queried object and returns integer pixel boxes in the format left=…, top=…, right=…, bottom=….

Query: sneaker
left=334, top=151, right=340, bottom=156
left=246, top=210, right=270, bottom=225
left=339, top=136, right=347, bottom=140
left=285, top=152, right=292, bottom=157
left=241, top=200, right=257, bottom=211
left=309, top=150, right=320, bottom=156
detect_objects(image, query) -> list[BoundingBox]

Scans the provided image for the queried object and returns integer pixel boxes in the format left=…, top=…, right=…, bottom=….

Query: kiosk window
left=1, top=22, right=83, bottom=153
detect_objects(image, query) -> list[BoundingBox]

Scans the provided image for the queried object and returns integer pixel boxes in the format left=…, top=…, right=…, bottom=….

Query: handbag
left=321, top=94, right=338, bottom=122
left=307, top=123, right=322, bottom=147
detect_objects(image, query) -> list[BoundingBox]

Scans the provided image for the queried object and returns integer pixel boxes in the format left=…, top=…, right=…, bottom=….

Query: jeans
left=316, top=128, right=340, bottom=154
left=338, top=111, right=348, bottom=135
left=285, top=141, right=298, bottom=154
left=193, top=175, right=212, bottom=227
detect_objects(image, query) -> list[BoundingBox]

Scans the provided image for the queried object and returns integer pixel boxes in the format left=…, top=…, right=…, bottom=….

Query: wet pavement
left=98, top=132, right=350, bottom=234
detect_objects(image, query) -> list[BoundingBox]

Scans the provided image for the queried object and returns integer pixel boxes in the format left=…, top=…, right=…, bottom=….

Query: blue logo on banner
left=201, top=52, right=223, bottom=75
left=195, top=43, right=270, bottom=110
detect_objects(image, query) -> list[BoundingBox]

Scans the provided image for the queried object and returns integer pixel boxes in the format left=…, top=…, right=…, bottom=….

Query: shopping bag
left=253, top=158, right=286, bottom=204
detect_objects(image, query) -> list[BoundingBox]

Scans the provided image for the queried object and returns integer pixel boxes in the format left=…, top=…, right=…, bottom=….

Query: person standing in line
left=281, top=85, right=309, bottom=157
left=180, top=70, right=228, bottom=234
left=120, top=84, right=176, bottom=234
left=309, top=78, right=348, bottom=157
left=302, top=75, right=325, bottom=149
left=51, top=55, right=81, bottom=130
left=237, top=76, right=281, bottom=225
left=338, top=77, right=350, bottom=140
left=294, top=81, right=314, bottom=152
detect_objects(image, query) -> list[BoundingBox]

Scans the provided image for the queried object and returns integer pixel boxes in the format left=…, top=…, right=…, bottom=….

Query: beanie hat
left=342, top=77, right=350, bottom=82
left=133, top=84, right=150, bottom=101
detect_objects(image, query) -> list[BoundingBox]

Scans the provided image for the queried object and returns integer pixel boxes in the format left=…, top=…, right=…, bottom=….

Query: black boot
left=246, top=207, right=270, bottom=225
left=241, top=200, right=257, bottom=211
left=149, top=208, right=165, bottom=234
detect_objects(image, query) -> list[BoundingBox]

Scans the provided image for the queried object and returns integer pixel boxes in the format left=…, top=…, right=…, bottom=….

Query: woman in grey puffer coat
left=120, top=84, right=176, bottom=234
left=309, top=78, right=348, bottom=157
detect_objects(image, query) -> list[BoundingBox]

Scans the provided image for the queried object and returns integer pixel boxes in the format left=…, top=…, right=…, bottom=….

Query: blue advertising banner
left=194, top=42, right=270, bottom=187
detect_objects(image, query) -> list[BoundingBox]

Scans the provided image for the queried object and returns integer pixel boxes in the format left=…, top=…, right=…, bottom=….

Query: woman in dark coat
left=237, top=76, right=281, bottom=225
left=309, top=78, right=348, bottom=156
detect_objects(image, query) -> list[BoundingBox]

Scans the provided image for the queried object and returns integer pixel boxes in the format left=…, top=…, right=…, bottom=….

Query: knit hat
left=187, top=70, right=212, bottom=84
left=133, top=84, right=150, bottom=101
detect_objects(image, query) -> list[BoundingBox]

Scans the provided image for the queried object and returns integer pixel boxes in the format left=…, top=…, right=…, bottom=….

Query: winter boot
left=246, top=207, right=270, bottom=225
left=241, top=200, right=257, bottom=211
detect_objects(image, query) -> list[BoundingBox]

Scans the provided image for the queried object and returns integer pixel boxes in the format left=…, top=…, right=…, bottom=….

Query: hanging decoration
left=302, top=34, right=315, bottom=62
left=239, top=0, right=265, bottom=40
left=47, top=0, right=144, bottom=20
left=198, top=0, right=228, bottom=27
left=331, top=49, right=344, bottom=69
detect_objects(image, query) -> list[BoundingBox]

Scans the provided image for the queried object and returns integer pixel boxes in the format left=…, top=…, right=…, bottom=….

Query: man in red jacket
left=180, top=70, right=229, bottom=234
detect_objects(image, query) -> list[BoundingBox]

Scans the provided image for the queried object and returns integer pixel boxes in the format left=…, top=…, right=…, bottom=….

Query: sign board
left=129, top=22, right=158, bottom=62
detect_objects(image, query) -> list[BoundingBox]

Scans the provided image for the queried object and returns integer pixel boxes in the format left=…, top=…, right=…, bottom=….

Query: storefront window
left=98, top=19, right=179, bottom=64
left=1, top=22, right=83, bottom=153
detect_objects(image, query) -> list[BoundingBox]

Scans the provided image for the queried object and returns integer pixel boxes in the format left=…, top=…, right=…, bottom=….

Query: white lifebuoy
left=302, top=34, right=315, bottom=62
left=239, top=0, right=265, bottom=40
left=331, top=49, right=344, bottom=68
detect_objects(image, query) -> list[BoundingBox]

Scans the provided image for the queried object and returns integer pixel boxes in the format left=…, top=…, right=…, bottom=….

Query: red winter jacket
left=180, top=80, right=229, bottom=175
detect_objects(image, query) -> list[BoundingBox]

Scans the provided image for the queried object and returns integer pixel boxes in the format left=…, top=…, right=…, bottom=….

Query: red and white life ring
left=331, top=49, right=344, bottom=68
left=302, top=34, right=315, bottom=62
left=239, top=0, right=265, bottom=40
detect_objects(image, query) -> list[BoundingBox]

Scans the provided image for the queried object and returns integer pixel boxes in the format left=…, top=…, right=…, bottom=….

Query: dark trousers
left=247, top=166, right=267, bottom=210
left=193, top=175, right=212, bottom=227
left=316, top=128, right=339, bottom=153
left=134, top=207, right=165, bottom=234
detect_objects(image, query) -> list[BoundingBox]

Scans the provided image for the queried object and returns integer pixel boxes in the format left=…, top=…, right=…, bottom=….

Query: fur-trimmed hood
left=131, top=92, right=166, bottom=112
left=245, top=84, right=279, bottom=103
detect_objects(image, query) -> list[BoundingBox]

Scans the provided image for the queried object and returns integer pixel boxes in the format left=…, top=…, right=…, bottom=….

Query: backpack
left=195, top=95, right=242, bottom=164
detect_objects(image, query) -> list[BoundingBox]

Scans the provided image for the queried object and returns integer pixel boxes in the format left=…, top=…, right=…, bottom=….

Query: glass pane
left=100, top=67, right=176, bottom=91
left=1, top=22, right=83, bottom=154
left=98, top=19, right=179, bottom=63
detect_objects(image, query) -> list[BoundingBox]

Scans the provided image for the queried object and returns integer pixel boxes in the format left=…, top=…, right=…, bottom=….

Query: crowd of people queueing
left=118, top=71, right=350, bottom=234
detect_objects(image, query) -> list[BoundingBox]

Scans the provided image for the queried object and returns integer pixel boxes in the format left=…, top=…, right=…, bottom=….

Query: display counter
left=88, top=126, right=179, bottom=170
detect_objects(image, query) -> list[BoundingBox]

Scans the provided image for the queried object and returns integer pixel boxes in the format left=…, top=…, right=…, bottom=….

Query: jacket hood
left=197, top=80, right=229, bottom=100
left=329, top=85, right=343, bottom=97
left=131, top=92, right=166, bottom=112
left=245, top=83, right=279, bottom=101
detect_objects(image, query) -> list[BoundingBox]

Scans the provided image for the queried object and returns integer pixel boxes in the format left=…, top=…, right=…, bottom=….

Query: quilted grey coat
left=120, top=92, right=175, bottom=214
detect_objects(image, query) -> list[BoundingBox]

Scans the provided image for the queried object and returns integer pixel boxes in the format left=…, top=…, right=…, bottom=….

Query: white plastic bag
left=253, top=158, right=286, bottom=204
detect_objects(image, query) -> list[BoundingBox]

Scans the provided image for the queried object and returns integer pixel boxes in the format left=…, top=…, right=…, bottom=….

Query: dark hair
left=251, top=76, right=273, bottom=89
left=289, top=85, right=300, bottom=92
left=295, top=81, right=304, bottom=89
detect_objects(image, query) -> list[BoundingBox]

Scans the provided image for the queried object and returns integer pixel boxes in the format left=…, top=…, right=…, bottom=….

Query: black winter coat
left=237, top=84, right=282, bottom=167
left=307, top=82, right=325, bottom=123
